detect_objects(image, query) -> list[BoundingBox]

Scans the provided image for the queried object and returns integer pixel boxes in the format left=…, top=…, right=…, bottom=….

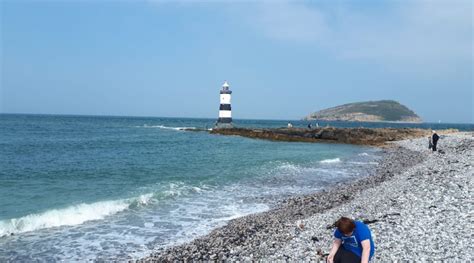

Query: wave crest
left=136, top=124, right=195, bottom=131
left=319, top=158, right=341, bottom=164
left=0, top=182, right=211, bottom=237
left=0, top=194, right=153, bottom=237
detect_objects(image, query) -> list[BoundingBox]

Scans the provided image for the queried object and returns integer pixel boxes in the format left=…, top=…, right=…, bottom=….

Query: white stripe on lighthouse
left=219, top=110, right=232, bottom=118
left=220, top=94, right=231, bottom=104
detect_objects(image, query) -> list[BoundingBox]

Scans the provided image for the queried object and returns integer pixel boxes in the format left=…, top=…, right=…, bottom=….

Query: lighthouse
left=216, top=80, right=233, bottom=128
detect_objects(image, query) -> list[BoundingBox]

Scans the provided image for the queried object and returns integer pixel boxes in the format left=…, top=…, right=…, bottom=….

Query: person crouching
left=327, top=217, right=375, bottom=263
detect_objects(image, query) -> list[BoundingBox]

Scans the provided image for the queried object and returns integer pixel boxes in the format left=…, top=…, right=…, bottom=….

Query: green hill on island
left=304, top=100, right=422, bottom=123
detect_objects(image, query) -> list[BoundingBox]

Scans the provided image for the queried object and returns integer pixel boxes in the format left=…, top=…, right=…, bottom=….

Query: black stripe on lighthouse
left=218, top=117, right=232, bottom=123
left=219, top=104, right=232, bottom=111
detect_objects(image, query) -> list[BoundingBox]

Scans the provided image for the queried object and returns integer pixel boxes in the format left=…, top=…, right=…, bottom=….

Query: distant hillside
left=304, top=100, right=422, bottom=123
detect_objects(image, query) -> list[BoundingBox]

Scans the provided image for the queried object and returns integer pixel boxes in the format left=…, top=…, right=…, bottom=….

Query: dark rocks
left=382, top=213, right=401, bottom=218
left=210, top=127, right=441, bottom=146
left=362, top=219, right=379, bottom=225
left=325, top=223, right=336, bottom=230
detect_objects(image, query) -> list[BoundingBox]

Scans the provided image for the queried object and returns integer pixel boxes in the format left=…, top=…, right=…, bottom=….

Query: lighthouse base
left=215, top=122, right=233, bottom=129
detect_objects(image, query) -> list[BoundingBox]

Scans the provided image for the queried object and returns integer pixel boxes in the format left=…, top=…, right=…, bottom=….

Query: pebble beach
left=142, top=132, right=473, bottom=262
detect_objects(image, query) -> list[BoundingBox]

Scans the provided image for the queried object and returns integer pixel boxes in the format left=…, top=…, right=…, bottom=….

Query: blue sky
left=1, top=0, right=472, bottom=123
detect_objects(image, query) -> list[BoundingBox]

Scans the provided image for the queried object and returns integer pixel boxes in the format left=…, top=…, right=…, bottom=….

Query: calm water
left=0, top=114, right=471, bottom=261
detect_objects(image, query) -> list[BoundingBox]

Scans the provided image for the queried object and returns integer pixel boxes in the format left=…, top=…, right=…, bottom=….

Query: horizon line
left=1, top=112, right=473, bottom=125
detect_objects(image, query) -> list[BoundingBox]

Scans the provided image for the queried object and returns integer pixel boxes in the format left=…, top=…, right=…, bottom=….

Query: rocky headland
left=140, top=132, right=473, bottom=262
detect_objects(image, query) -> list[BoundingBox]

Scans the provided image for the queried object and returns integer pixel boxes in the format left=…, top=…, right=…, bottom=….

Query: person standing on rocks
left=432, top=130, right=440, bottom=151
left=327, top=217, right=374, bottom=263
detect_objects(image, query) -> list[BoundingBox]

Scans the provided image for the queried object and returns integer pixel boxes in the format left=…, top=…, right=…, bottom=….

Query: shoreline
left=141, top=132, right=472, bottom=261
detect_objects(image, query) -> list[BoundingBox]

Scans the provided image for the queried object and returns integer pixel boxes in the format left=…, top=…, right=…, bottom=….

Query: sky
left=0, top=0, right=473, bottom=123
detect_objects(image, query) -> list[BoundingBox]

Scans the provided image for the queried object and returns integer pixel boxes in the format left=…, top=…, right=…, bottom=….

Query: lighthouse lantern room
left=216, top=81, right=233, bottom=128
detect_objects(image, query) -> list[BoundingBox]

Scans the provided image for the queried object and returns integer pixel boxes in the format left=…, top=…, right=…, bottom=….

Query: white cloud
left=245, top=0, right=473, bottom=73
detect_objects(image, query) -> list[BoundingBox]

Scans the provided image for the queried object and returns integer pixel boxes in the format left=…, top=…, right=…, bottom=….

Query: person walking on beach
left=327, top=217, right=375, bottom=263
left=432, top=130, right=440, bottom=151
left=308, top=123, right=312, bottom=129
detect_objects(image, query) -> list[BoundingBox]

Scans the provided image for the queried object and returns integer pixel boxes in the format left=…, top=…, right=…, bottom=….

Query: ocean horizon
left=2, top=113, right=473, bottom=126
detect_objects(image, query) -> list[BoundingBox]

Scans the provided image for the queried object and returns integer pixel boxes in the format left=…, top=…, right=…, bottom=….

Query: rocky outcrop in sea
left=210, top=127, right=438, bottom=146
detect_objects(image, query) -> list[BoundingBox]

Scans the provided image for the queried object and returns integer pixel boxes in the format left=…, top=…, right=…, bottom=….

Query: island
left=303, top=100, right=422, bottom=123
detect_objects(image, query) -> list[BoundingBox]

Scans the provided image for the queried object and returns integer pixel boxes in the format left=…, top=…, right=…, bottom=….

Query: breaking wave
left=319, top=158, right=341, bottom=164
left=136, top=124, right=196, bottom=131
left=0, top=194, right=154, bottom=237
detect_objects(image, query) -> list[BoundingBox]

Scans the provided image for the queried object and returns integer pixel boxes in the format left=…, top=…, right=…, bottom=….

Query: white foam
left=0, top=193, right=154, bottom=236
left=277, top=163, right=300, bottom=171
left=273, top=162, right=333, bottom=177
left=358, top=152, right=370, bottom=156
left=144, top=222, right=154, bottom=228
left=192, top=186, right=203, bottom=193
left=348, top=161, right=379, bottom=165
left=137, top=124, right=195, bottom=131
left=137, top=193, right=154, bottom=206
left=320, top=158, right=341, bottom=164
left=217, top=203, right=269, bottom=221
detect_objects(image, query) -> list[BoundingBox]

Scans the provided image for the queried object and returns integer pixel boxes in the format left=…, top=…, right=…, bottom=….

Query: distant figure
left=316, top=122, right=319, bottom=128
left=327, top=217, right=374, bottom=263
left=432, top=130, right=440, bottom=151
left=287, top=122, right=293, bottom=128
left=308, top=123, right=312, bottom=129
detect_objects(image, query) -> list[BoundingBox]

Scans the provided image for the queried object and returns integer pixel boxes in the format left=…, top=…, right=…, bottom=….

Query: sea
left=0, top=114, right=472, bottom=261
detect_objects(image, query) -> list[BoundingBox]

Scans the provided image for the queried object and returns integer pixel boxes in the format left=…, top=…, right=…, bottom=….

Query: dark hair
left=335, top=217, right=355, bottom=234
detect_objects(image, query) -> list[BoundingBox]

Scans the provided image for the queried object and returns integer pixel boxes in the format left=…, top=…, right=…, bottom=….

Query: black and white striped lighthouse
left=216, top=80, right=233, bottom=128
